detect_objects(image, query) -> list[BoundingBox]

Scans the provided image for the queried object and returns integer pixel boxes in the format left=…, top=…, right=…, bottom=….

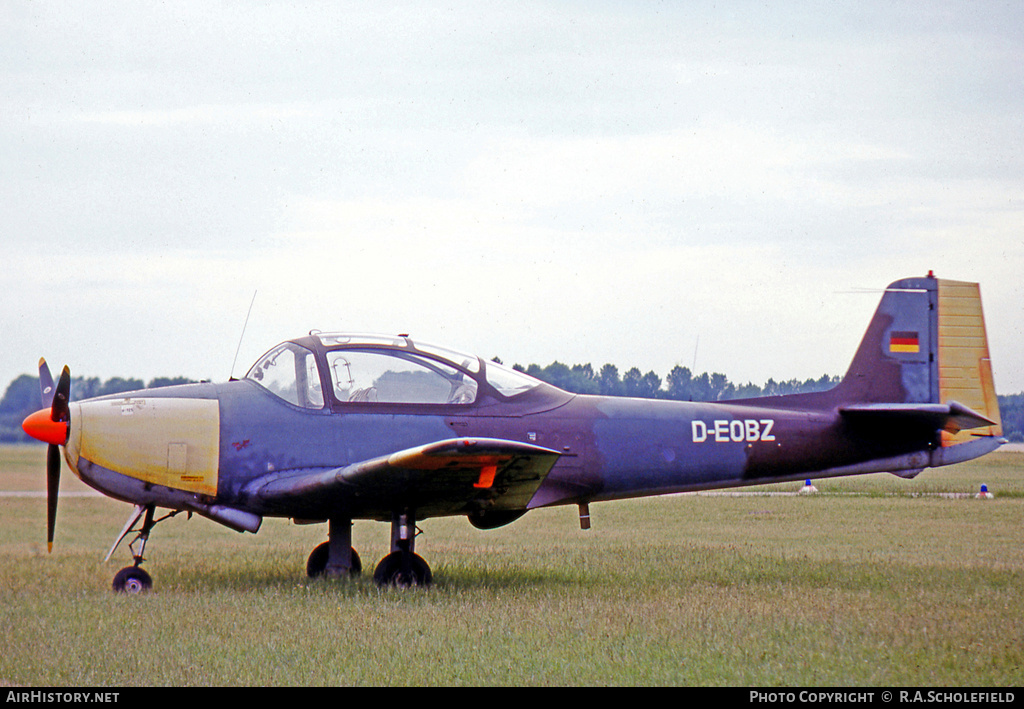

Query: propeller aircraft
left=22, top=274, right=1005, bottom=592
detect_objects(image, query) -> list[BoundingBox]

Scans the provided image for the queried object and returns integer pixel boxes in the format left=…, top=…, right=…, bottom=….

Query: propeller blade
left=24, top=362, right=72, bottom=553
left=38, top=358, right=55, bottom=408
left=47, top=365, right=71, bottom=552
left=46, top=443, right=60, bottom=553
left=52, top=365, right=71, bottom=424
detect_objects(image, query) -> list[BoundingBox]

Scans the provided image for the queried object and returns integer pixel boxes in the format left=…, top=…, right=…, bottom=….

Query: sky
left=2, top=1, right=1023, bottom=397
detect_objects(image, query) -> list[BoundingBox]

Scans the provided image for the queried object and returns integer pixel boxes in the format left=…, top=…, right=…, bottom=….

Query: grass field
left=1, top=443, right=1022, bottom=686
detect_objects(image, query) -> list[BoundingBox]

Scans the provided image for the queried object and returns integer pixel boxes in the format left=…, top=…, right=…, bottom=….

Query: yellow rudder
left=937, top=279, right=1002, bottom=446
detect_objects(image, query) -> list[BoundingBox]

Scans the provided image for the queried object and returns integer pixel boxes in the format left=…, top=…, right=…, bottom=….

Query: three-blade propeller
left=21, top=359, right=71, bottom=552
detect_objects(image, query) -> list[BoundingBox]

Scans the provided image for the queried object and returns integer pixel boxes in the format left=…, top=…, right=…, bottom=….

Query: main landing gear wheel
left=373, top=551, right=432, bottom=588
left=306, top=542, right=362, bottom=578
left=112, top=565, right=153, bottom=594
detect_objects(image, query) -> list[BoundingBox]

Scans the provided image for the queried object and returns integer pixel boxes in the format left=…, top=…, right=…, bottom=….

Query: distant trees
left=512, top=359, right=841, bottom=403
left=0, top=375, right=43, bottom=444
left=71, top=377, right=145, bottom=400
left=514, top=361, right=664, bottom=399
left=998, top=394, right=1024, bottom=443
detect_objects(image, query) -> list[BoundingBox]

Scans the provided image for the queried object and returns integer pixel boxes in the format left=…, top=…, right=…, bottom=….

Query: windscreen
left=245, top=343, right=324, bottom=409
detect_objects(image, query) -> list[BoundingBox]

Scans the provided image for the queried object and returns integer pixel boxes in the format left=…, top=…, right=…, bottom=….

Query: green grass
left=1, top=444, right=1022, bottom=686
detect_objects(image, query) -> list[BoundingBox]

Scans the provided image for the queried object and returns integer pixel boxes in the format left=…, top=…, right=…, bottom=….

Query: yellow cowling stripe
left=65, top=397, right=220, bottom=496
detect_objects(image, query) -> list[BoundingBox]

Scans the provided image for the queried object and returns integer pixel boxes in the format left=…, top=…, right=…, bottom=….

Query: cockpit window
left=485, top=361, right=541, bottom=397
left=245, top=343, right=324, bottom=409
left=327, top=350, right=477, bottom=405
left=411, top=343, right=481, bottom=373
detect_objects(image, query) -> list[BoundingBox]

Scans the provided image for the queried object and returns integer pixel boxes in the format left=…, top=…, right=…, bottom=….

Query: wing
left=245, top=437, right=562, bottom=520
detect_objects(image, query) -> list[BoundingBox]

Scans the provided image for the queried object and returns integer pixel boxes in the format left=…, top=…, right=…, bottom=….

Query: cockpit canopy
left=244, top=333, right=541, bottom=409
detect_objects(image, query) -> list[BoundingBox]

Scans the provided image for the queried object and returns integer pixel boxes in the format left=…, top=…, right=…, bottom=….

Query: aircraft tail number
left=692, top=419, right=775, bottom=444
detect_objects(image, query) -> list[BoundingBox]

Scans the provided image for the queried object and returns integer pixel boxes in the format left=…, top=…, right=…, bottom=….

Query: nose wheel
left=112, top=565, right=152, bottom=594
left=107, top=504, right=181, bottom=594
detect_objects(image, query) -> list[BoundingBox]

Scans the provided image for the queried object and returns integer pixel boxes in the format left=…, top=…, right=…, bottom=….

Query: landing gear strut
left=304, top=511, right=432, bottom=587
left=372, top=510, right=432, bottom=587
left=108, top=504, right=177, bottom=594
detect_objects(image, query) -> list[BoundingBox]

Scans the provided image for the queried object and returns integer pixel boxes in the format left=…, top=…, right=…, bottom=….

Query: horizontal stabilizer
left=840, top=401, right=998, bottom=434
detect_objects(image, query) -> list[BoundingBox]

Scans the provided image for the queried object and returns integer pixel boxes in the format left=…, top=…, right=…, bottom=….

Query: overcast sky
left=3, top=1, right=1022, bottom=398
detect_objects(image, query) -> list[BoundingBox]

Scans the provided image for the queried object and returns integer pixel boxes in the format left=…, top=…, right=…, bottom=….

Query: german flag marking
left=890, top=331, right=920, bottom=353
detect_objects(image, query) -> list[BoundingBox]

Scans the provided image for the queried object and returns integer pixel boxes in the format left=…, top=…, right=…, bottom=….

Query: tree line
left=1, top=367, right=1021, bottom=443
left=507, top=359, right=841, bottom=402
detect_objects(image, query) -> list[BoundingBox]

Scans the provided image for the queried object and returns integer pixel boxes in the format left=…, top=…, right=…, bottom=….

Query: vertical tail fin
left=837, top=274, right=939, bottom=406
left=836, top=273, right=1002, bottom=453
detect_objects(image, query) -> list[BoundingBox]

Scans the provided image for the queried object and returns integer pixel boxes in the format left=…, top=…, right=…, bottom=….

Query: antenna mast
left=229, top=290, right=258, bottom=380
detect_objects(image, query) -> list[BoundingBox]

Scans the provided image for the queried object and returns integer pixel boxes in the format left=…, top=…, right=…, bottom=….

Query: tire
left=112, top=566, right=153, bottom=594
left=306, top=542, right=362, bottom=578
left=372, top=551, right=432, bottom=588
